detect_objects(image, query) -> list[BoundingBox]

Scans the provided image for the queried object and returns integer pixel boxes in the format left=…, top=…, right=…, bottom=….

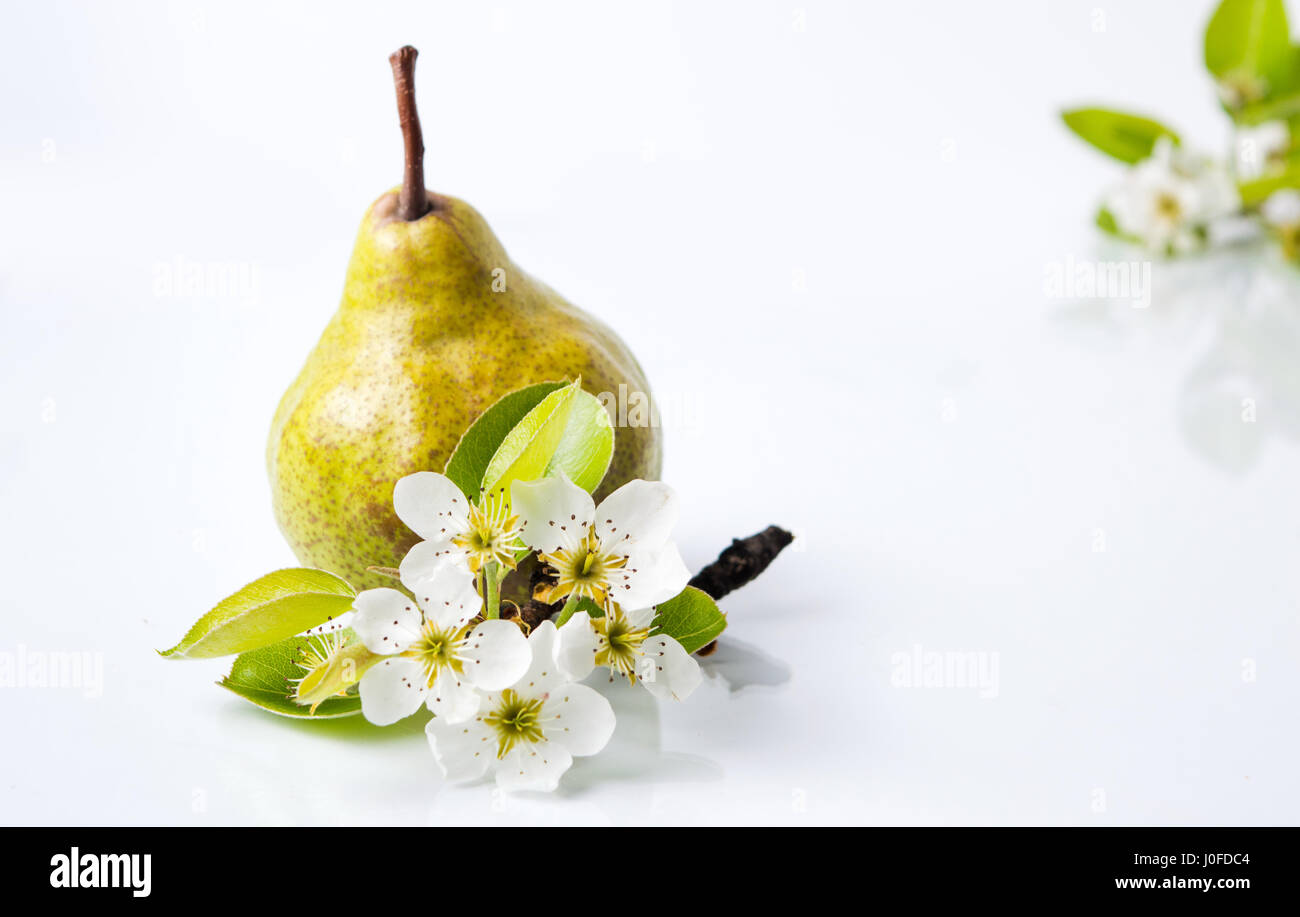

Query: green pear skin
left=268, top=190, right=663, bottom=590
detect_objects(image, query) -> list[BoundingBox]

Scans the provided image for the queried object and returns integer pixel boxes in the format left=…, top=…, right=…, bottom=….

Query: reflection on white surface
left=425, top=678, right=727, bottom=825
left=699, top=636, right=793, bottom=693
left=558, top=680, right=725, bottom=793
left=422, top=640, right=795, bottom=820
left=1055, top=245, right=1300, bottom=473
left=1177, top=257, right=1300, bottom=473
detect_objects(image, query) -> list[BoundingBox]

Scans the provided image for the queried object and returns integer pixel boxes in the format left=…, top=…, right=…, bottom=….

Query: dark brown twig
left=388, top=46, right=429, bottom=221
left=690, top=525, right=793, bottom=655
left=689, top=525, right=794, bottom=602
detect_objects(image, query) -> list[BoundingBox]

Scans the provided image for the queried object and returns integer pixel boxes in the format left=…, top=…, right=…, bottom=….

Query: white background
left=2, top=0, right=1298, bottom=825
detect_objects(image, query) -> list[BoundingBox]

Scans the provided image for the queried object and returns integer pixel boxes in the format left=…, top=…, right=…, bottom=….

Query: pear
left=267, top=46, right=662, bottom=590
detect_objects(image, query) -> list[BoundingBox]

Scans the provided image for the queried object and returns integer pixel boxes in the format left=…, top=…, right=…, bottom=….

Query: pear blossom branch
left=512, top=524, right=794, bottom=654
left=689, top=525, right=793, bottom=656
left=689, top=525, right=794, bottom=602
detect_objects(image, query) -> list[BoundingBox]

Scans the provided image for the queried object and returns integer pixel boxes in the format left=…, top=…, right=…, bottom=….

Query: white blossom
left=394, top=471, right=522, bottom=581
left=426, top=621, right=616, bottom=792
left=351, top=563, right=529, bottom=726
left=1262, top=189, right=1300, bottom=227
left=510, top=475, right=689, bottom=611
left=1234, top=120, right=1290, bottom=181
left=556, top=607, right=702, bottom=701
left=1105, top=138, right=1240, bottom=254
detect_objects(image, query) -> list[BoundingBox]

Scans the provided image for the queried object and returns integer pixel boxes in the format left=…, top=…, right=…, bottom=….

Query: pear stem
left=553, top=595, right=582, bottom=627
left=388, top=45, right=430, bottom=221
left=484, top=562, right=502, bottom=620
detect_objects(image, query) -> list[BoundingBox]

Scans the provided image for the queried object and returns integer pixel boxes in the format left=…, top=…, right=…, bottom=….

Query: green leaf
left=562, top=596, right=608, bottom=622
left=1094, top=205, right=1145, bottom=245
left=445, top=379, right=615, bottom=504
left=1205, top=0, right=1294, bottom=103
left=444, top=381, right=568, bottom=501
left=1096, top=206, right=1120, bottom=236
left=481, top=381, right=579, bottom=504
left=160, top=568, right=356, bottom=659
left=1234, top=88, right=1300, bottom=124
left=1238, top=156, right=1300, bottom=205
left=544, top=387, right=614, bottom=494
left=650, top=586, right=727, bottom=655
left=1061, top=108, right=1180, bottom=163
left=480, top=379, right=597, bottom=508
left=218, top=629, right=365, bottom=718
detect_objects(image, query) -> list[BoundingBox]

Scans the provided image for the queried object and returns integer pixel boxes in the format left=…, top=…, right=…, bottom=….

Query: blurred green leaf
left=1061, top=108, right=1179, bottom=163
left=1094, top=205, right=1144, bottom=245
left=1205, top=0, right=1296, bottom=107
left=1238, top=154, right=1300, bottom=205
left=1233, top=89, right=1300, bottom=124
left=1096, top=206, right=1121, bottom=236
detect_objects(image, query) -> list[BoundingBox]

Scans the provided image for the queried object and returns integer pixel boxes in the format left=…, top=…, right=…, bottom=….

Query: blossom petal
left=460, top=619, right=531, bottom=690
left=351, top=588, right=421, bottom=654
left=542, top=682, right=616, bottom=756
left=426, top=714, right=494, bottom=783
left=425, top=666, right=481, bottom=723
left=623, top=605, right=657, bottom=631
left=398, top=539, right=465, bottom=585
left=594, top=480, right=678, bottom=551
left=639, top=635, right=702, bottom=702
left=410, top=563, right=482, bottom=631
left=496, top=743, right=573, bottom=793
left=1264, top=188, right=1300, bottom=226
left=555, top=612, right=599, bottom=681
left=394, top=471, right=469, bottom=541
left=358, top=656, right=428, bottom=726
left=511, top=475, right=594, bottom=554
left=512, top=620, right=566, bottom=695
left=616, top=542, right=690, bottom=610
